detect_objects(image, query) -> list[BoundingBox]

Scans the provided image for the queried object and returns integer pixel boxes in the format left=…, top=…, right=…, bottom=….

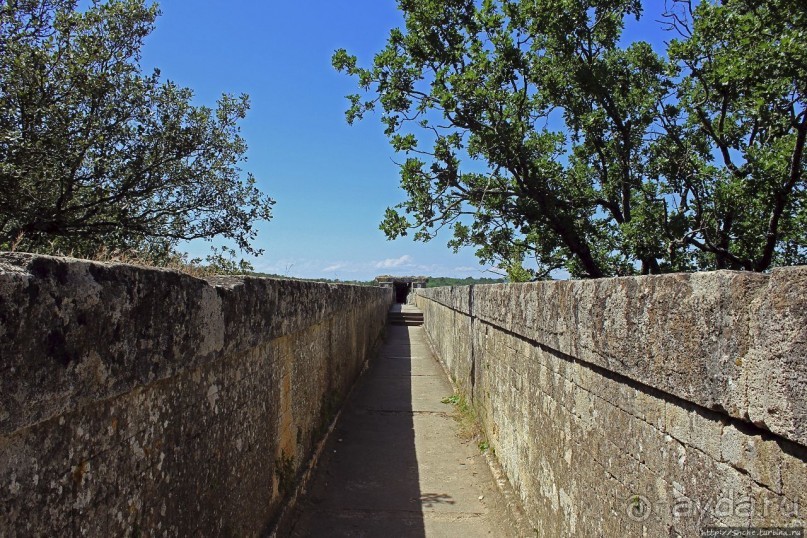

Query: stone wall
left=416, top=269, right=807, bottom=536
left=0, top=253, right=391, bottom=536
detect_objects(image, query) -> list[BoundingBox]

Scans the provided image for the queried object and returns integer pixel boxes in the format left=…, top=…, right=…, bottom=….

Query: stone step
left=387, top=311, right=424, bottom=326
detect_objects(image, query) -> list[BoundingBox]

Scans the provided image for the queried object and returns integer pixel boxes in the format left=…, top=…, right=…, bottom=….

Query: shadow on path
left=290, top=324, right=426, bottom=536
left=290, top=309, right=520, bottom=537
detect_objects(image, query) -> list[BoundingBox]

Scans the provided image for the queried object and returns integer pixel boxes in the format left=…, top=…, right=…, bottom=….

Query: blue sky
left=139, top=1, right=674, bottom=280
left=138, top=0, right=476, bottom=280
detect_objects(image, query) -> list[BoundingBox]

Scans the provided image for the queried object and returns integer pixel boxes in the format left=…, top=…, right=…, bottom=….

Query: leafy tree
left=662, top=0, right=807, bottom=271
left=333, top=0, right=806, bottom=278
left=0, top=0, right=273, bottom=260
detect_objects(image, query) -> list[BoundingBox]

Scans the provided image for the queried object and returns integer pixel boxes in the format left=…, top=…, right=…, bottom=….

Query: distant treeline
left=248, top=273, right=376, bottom=286
left=425, top=277, right=505, bottom=288
left=247, top=273, right=506, bottom=287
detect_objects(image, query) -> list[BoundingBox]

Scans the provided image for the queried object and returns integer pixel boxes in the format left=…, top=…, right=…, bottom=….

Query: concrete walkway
left=388, top=303, right=420, bottom=313
left=289, top=313, right=524, bottom=537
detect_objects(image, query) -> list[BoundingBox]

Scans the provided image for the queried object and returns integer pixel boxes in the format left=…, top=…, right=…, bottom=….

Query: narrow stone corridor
left=289, top=308, right=524, bottom=537
left=4, top=257, right=805, bottom=535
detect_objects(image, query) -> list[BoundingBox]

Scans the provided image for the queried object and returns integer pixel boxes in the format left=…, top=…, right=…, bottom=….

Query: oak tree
left=0, top=0, right=273, bottom=260
left=334, top=0, right=806, bottom=279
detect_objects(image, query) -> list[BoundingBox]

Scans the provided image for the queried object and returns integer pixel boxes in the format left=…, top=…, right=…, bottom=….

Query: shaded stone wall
left=0, top=253, right=391, bottom=536
left=416, top=269, right=807, bottom=535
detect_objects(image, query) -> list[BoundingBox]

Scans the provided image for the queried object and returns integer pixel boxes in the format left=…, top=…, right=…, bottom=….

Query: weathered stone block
left=416, top=269, right=806, bottom=534
left=0, top=253, right=391, bottom=535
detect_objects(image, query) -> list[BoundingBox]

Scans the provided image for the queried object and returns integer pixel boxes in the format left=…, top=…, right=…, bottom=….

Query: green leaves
left=0, top=0, right=274, bottom=260
left=663, top=0, right=807, bottom=270
left=380, top=207, right=410, bottom=239
left=335, top=0, right=806, bottom=277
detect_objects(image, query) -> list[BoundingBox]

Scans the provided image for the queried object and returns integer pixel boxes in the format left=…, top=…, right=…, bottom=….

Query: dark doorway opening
left=393, top=282, right=411, bottom=303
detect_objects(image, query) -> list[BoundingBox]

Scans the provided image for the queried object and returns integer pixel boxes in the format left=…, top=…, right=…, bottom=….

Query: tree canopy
left=334, top=0, right=806, bottom=279
left=0, top=0, right=273, bottom=260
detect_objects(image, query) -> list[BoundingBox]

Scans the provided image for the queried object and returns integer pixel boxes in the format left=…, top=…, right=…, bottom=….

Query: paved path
left=388, top=303, right=420, bottom=313
left=290, top=312, right=524, bottom=537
